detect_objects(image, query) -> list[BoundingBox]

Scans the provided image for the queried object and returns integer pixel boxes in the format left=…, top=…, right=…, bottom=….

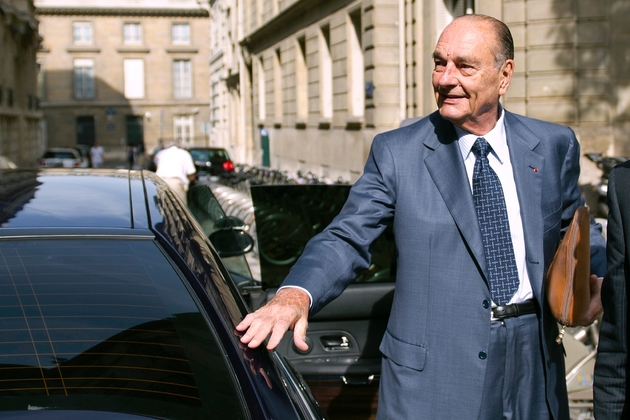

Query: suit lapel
left=423, top=117, right=488, bottom=277
left=504, top=112, right=545, bottom=299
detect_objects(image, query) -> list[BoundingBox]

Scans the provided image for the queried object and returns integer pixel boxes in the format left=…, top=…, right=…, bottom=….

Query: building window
left=6, top=89, right=13, bottom=107
left=37, top=60, right=45, bottom=101
left=273, top=48, right=283, bottom=121
left=173, top=60, right=192, bottom=98
left=348, top=9, right=364, bottom=118
left=174, top=115, right=194, bottom=145
left=73, top=22, right=93, bottom=45
left=123, top=23, right=142, bottom=45
left=124, top=59, right=145, bottom=99
left=172, top=23, right=190, bottom=45
left=257, top=57, right=266, bottom=120
left=319, top=24, right=333, bottom=119
left=74, top=59, right=95, bottom=99
left=295, top=36, right=308, bottom=121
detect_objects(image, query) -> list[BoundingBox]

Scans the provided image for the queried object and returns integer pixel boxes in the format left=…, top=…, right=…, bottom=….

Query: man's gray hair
left=453, top=14, right=514, bottom=68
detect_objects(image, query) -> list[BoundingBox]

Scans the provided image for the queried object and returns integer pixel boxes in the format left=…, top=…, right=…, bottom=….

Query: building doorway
left=126, top=115, right=145, bottom=168
left=76, top=116, right=95, bottom=146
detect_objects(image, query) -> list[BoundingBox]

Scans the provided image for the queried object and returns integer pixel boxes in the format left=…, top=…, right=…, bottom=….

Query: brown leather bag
left=546, top=206, right=591, bottom=342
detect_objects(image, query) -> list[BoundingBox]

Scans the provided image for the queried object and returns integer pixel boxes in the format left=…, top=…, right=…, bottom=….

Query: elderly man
left=237, top=14, right=606, bottom=419
left=154, top=141, right=196, bottom=205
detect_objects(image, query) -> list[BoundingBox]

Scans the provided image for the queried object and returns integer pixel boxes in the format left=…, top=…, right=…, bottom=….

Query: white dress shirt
left=455, top=108, right=533, bottom=304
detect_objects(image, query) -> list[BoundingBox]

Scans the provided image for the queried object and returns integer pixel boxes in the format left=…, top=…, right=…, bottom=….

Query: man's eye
left=434, top=61, right=445, bottom=70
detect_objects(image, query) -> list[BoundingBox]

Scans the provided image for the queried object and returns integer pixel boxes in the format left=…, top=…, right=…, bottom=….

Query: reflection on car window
left=43, top=152, right=76, bottom=159
left=187, top=184, right=253, bottom=285
left=251, top=185, right=396, bottom=288
left=0, top=239, right=245, bottom=420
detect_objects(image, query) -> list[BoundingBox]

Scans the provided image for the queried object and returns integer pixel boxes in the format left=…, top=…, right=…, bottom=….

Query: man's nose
left=437, top=63, right=458, bottom=86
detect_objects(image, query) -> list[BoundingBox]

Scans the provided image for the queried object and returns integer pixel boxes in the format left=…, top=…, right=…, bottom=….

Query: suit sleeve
left=280, top=134, right=397, bottom=314
left=593, top=166, right=629, bottom=419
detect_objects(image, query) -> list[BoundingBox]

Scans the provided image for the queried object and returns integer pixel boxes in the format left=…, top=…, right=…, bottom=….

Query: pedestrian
left=127, top=146, right=135, bottom=169
left=593, top=159, right=630, bottom=418
left=90, top=141, right=105, bottom=168
left=154, top=141, right=196, bottom=205
left=236, top=14, right=607, bottom=419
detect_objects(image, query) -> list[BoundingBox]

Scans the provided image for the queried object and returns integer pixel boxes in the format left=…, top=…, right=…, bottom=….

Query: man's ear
left=499, top=59, right=514, bottom=95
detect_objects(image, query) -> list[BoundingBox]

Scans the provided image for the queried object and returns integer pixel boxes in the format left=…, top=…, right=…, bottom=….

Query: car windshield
left=250, top=184, right=396, bottom=288
left=0, top=238, right=245, bottom=420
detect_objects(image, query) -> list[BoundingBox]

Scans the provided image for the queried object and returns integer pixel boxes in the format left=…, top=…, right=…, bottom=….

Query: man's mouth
left=440, top=94, right=464, bottom=103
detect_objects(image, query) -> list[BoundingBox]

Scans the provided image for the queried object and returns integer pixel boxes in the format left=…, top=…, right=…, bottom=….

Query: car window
left=210, top=150, right=228, bottom=160
left=43, top=151, right=77, bottom=159
left=0, top=239, right=245, bottom=420
left=188, top=149, right=208, bottom=161
left=251, top=185, right=396, bottom=288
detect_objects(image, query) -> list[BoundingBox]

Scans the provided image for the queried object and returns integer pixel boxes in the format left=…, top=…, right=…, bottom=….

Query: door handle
left=320, top=335, right=351, bottom=351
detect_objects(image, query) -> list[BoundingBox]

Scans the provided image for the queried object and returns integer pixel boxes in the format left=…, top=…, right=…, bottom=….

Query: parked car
left=0, top=168, right=324, bottom=420
left=38, top=147, right=89, bottom=168
left=187, top=147, right=235, bottom=177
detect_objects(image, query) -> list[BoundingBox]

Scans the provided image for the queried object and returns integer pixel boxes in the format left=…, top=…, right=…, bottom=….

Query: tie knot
left=472, top=137, right=490, bottom=159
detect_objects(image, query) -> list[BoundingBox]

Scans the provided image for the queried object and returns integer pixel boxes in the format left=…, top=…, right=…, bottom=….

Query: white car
left=38, top=147, right=89, bottom=168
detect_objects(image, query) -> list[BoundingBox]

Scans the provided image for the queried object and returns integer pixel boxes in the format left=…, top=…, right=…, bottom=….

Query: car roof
left=0, top=169, right=153, bottom=235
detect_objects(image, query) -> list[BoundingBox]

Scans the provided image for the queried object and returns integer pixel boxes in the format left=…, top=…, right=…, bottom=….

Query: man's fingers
left=266, top=319, right=293, bottom=349
left=235, top=313, right=255, bottom=332
left=292, top=317, right=309, bottom=351
left=235, top=288, right=310, bottom=349
left=239, top=311, right=280, bottom=348
left=576, top=275, right=604, bottom=326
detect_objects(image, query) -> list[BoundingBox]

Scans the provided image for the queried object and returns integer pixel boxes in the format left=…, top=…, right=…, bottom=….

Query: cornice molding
left=35, top=7, right=209, bottom=18
left=240, top=0, right=354, bottom=55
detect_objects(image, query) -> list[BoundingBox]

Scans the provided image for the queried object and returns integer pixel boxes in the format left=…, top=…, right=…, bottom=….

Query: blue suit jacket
left=283, top=111, right=606, bottom=419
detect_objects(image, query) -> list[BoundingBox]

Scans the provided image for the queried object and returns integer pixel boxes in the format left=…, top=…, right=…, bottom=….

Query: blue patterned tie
left=472, top=137, right=519, bottom=305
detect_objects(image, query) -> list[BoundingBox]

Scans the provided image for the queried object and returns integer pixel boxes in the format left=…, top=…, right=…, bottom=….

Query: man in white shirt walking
left=90, top=141, right=105, bottom=168
left=154, top=141, right=196, bottom=205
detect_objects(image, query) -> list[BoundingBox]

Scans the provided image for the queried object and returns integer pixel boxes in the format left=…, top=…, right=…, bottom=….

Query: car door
left=249, top=184, right=394, bottom=420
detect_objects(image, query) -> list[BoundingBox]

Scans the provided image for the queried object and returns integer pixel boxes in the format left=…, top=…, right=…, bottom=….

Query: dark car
left=187, top=147, right=235, bottom=177
left=0, top=168, right=324, bottom=420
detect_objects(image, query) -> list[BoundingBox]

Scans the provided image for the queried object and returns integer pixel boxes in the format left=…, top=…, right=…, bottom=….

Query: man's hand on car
left=236, top=287, right=311, bottom=351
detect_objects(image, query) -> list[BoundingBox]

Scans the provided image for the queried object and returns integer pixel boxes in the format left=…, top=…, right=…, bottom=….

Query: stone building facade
left=212, top=0, right=629, bottom=184
left=35, top=0, right=211, bottom=163
left=208, top=0, right=254, bottom=165
left=0, top=0, right=41, bottom=168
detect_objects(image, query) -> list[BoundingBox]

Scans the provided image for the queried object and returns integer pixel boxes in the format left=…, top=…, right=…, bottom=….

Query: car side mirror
left=214, top=216, right=248, bottom=230
left=209, top=229, right=254, bottom=257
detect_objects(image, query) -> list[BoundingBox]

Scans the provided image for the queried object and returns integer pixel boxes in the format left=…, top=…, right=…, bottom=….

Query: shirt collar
left=456, top=106, right=508, bottom=164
